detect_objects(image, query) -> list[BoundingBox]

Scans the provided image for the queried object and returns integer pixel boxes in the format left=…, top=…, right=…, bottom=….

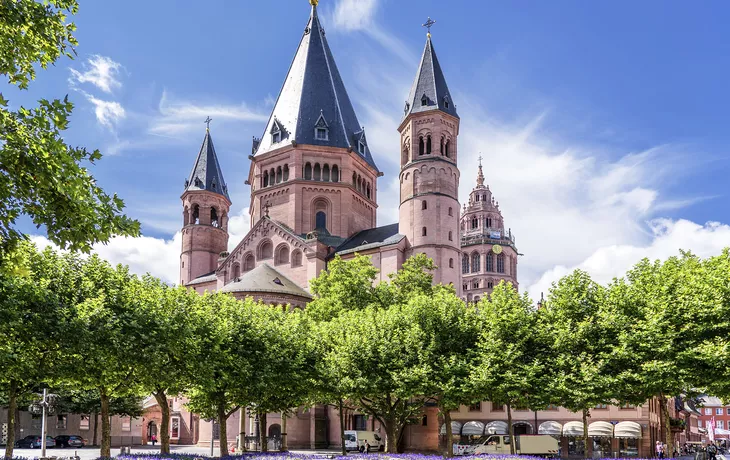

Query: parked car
left=15, top=435, right=56, bottom=448
left=54, top=435, right=85, bottom=448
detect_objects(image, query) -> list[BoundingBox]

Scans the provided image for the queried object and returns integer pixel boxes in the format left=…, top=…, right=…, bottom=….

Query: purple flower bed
left=116, top=453, right=654, bottom=460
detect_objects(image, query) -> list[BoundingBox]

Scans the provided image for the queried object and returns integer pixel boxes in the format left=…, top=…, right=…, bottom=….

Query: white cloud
left=69, top=55, right=123, bottom=93
left=149, top=90, right=268, bottom=137
left=29, top=233, right=182, bottom=285
left=331, top=0, right=379, bottom=31
left=85, top=94, right=126, bottom=130
left=228, top=206, right=252, bottom=251
left=527, top=219, right=730, bottom=298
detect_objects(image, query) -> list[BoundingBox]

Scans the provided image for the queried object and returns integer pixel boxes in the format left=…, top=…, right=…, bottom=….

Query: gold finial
left=310, top=0, right=318, bottom=6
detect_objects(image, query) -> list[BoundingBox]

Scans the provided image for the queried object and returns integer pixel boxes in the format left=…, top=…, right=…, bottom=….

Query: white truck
left=464, top=434, right=559, bottom=457
left=344, top=430, right=384, bottom=452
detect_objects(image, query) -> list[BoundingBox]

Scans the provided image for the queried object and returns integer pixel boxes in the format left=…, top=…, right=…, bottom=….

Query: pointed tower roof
left=404, top=35, right=458, bottom=119
left=476, top=156, right=485, bottom=187
left=184, top=128, right=230, bottom=200
left=253, top=2, right=378, bottom=171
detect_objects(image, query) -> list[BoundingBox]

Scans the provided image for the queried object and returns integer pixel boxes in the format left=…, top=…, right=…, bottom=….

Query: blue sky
left=16, top=0, right=730, bottom=294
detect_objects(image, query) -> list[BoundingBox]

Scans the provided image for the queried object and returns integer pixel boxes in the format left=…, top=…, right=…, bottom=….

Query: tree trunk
left=582, top=408, right=590, bottom=459
left=93, top=411, right=99, bottom=446
left=153, top=390, right=171, bottom=454
left=280, top=411, right=287, bottom=452
left=338, top=400, right=347, bottom=456
left=660, top=394, right=673, bottom=454
left=444, top=407, right=454, bottom=457
left=100, top=389, right=112, bottom=458
left=259, top=412, right=268, bottom=452
left=385, top=413, right=398, bottom=453
left=217, top=404, right=229, bottom=457
left=4, top=381, right=18, bottom=460
left=507, top=403, right=515, bottom=455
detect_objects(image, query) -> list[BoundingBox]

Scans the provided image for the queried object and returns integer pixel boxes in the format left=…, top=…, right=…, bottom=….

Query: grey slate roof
left=184, top=129, right=230, bottom=200
left=219, top=263, right=312, bottom=299
left=404, top=36, right=458, bottom=119
left=334, top=223, right=404, bottom=255
left=187, top=271, right=217, bottom=286
left=253, top=5, right=379, bottom=171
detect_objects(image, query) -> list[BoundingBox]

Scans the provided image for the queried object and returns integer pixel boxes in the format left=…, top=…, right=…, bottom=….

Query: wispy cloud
left=84, top=93, right=126, bottom=131
left=149, top=90, right=268, bottom=137
left=69, top=55, right=123, bottom=93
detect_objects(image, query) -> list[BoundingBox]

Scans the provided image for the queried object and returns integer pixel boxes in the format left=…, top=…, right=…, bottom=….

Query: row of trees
left=3, top=243, right=730, bottom=459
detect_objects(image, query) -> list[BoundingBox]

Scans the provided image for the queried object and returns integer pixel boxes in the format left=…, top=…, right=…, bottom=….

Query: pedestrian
left=151, top=434, right=157, bottom=446
left=657, top=440, right=664, bottom=459
left=363, top=440, right=370, bottom=454
left=708, top=443, right=718, bottom=460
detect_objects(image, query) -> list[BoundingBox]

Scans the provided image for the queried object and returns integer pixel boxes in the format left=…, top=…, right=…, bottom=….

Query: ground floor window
left=79, top=415, right=90, bottom=431
left=353, top=414, right=367, bottom=431
left=592, top=437, right=612, bottom=457
left=171, top=417, right=180, bottom=439
left=619, top=438, right=639, bottom=457
left=567, top=437, right=585, bottom=457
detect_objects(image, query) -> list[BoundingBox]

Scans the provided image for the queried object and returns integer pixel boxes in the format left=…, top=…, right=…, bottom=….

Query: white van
left=344, top=430, right=383, bottom=452
left=464, top=434, right=559, bottom=457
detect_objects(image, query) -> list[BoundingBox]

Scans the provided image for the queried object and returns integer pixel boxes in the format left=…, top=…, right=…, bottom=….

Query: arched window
left=422, top=201, right=427, bottom=210
left=448, top=231, right=453, bottom=241
left=259, top=240, right=273, bottom=260
left=448, top=207, right=453, bottom=217
left=331, top=165, right=339, bottom=182
left=276, top=166, right=282, bottom=184
left=449, top=258, right=454, bottom=268
left=422, top=227, right=427, bottom=236
left=316, top=211, right=326, bottom=230
left=275, top=244, right=290, bottom=266
left=486, top=253, right=494, bottom=272
left=232, top=263, right=240, bottom=280
left=193, top=204, right=200, bottom=225
left=323, top=164, right=330, bottom=182
left=243, top=253, right=255, bottom=272
left=366, top=184, right=371, bottom=199
left=291, top=250, right=303, bottom=267
left=471, top=252, right=480, bottom=273
left=440, top=137, right=445, bottom=155
left=419, top=137, right=424, bottom=156
left=471, top=217, right=478, bottom=229
left=462, top=254, right=470, bottom=274
left=352, top=172, right=357, bottom=186
left=304, top=163, right=312, bottom=180
left=283, top=164, right=289, bottom=181
left=487, top=281, right=494, bottom=289
left=263, top=171, right=269, bottom=187
left=183, top=206, right=190, bottom=226
left=497, top=254, right=505, bottom=273
left=426, top=135, right=432, bottom=154
left=313, top=163, right=321, bottom=181
left=210, top=207, right=219, bottom=228
left=270, top=168, right=275, bottom=183
left=357, top=175, right=362, bottom=192
left=445, top=140, right=450, bottom=157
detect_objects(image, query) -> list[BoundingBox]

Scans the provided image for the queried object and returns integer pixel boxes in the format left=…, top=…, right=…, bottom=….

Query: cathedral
left=170, top=0, right=519, bottom=450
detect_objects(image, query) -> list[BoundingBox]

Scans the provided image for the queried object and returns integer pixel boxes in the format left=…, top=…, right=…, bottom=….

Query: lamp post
left=29, top=389, right=57, bottom=459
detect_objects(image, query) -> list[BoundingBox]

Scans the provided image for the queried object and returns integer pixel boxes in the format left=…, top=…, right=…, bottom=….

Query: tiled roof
left=335, top=223, right=404, bottom=255
left=184, top=129, right=230, bottom=200
left=219, top=263, right=312, bottom=299
left=187, top=271, right=217, bottom=285
left=253, top=4, right=378, bottom=171
left=404, top=36, right=458, bottom=120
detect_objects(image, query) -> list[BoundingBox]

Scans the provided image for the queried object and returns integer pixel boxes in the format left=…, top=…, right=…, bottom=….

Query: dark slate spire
left=404, top=35, right=458, bottom=119
left=253, top=2, right=379, bottom=171
left=184, top=128, right=230, bottom=200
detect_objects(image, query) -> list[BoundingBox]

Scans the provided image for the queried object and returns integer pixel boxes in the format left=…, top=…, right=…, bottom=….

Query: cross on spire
left=204, top=116, right=212, bottom=130
left=422, top=17, right=436, bottom=37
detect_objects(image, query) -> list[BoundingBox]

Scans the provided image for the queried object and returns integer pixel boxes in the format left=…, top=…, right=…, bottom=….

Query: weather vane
left=422, top=17, right=436, bottom=37
left=204, top=116, right=212, bottom=130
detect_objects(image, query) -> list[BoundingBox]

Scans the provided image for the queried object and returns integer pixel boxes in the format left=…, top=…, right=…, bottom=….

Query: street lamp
left=29, top=389, right=58, bottom=459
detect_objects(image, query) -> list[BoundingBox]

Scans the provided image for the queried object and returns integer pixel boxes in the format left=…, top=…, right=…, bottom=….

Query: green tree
left=0, top=243, right=80, bottom=460
left=471, top=282, right=544, bottom=455
left=62, top=256, right=151, bottom=458
left=307, top=254, right=378, bottom=321
left=0, top=0, right=139, bottom=263
left=538, top=270, right=613, bottom=458
left=135, top=280, right=208, bottom=454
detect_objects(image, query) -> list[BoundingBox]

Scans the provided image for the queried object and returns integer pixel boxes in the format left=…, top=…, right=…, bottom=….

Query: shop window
left=56, top=415, right=67, bottom=429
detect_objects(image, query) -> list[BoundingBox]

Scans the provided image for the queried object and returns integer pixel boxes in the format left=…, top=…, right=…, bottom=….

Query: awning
left=614, top=421, right=642, bottom=439
left=462, top=421, right=485, bottom=436
left=563, top=421, right=585, bottom=437
left=440, top=421, right=463, bottom=435
left=588, top=421, right=614, bottom=437
left=485, top=421, right=509, bottom=434
left=538, top=421, right=563, bottom=436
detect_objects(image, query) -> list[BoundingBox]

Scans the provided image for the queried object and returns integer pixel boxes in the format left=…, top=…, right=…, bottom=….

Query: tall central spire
left=252, top=2, right=378, bottom=170
left=476, top=155, right=485, bottom=186
left=404, top=33, right=458, bottom=120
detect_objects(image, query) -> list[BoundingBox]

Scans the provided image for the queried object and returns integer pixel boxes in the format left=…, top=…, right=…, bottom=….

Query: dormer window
left=421, top=94, right=428, bottom=106
left=314, top=111, right=329, bottom=141
left=404, top=102, right=410, bottom=114
left=315, top=127, right=328, bottom=140
left=272, top=131, right=281, bottom=143
left=444, top=96, right=450, bottom=109
left=270, top=118, right=285, bottom=144
left=358, top=141, right=366, bottom=155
